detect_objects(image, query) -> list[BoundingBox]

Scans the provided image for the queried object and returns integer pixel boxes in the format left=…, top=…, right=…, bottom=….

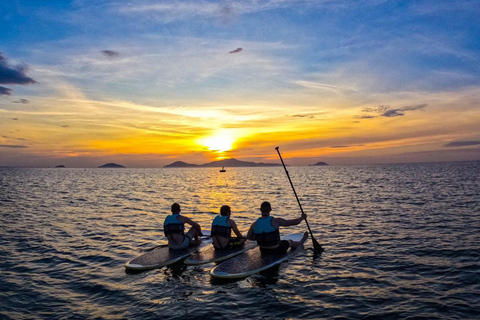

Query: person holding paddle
left=247, top=201, right=308, bottom=254
left=164, top=203, right=203, bottom=249
left=211, top=205, right=246, bottom=250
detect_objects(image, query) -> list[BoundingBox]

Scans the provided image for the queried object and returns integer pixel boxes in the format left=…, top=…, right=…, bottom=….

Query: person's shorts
left=169, top=233, right=193, bottom=249
left=214, top=237, right=244, bottom=250
left=260, top=240, right=290, bottom=254
left=225, top=237, right=244, bottom=249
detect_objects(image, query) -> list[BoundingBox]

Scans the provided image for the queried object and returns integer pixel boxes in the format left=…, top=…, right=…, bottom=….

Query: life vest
left=163, top=214, right=185, bottom=236
left=253, top=216, right=280, bottom=246
left=211, top=215, right=232, bottom=238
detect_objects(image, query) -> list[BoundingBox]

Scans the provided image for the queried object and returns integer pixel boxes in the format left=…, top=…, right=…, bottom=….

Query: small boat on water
left=219, top=167, right=226, bottom=172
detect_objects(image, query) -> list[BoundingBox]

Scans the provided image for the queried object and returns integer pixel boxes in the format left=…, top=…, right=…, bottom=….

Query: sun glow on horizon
left=197, top=129, right=237, bottom=153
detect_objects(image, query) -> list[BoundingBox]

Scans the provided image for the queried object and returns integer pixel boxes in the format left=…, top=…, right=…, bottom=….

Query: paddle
left=275, top=147, right=324, bottom=254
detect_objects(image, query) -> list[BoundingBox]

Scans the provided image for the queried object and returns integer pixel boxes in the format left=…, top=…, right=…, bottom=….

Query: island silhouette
left=164, top=158, right=329, bottom=168
left=164, top=158, right=281, bottom=168
left=98, top=163, right=125, bottom=168
left=310, top=161, right=329, bottom=166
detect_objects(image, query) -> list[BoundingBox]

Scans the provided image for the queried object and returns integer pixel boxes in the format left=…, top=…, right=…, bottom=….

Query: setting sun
left=197, top=129, right=236, bottom=153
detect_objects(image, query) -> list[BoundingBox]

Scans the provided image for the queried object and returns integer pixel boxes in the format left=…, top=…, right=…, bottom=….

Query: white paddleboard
left=185, top=240, right=257, bottom=265
left=209, top=233, right=306, bottom=279
left=125, top=235, right=212, bottom=272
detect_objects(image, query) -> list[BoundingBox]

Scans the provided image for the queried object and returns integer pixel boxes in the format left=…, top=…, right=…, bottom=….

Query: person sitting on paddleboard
left=247, top=201, right=308, bottom=254
left=211, top=205, right=247, bottom=250
left=164, top=203, right=203, bottom=249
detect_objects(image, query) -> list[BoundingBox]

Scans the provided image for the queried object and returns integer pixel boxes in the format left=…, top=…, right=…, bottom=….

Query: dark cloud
left=0, top=86, right=11, bottom=95
left=102, top=50, right=120, bottom=58
left=330, top=144, right=364, bottom=148
left=362, top=105, right=390, bottom=114
left=0, top=144, right=27, bottom=148
left=13, top=98, right=29, bottom=104
left=0, top=52, right=36, bottom=85
left=61, top=125, right=69, bottom=128
left=382, top=104, right=427, bottom=117
left=356, top=104, right=427, bottom=119
left=290, top=114, right=315, bottom=118
left=354, top=115, right=375, bottom=119
left=445, top=140, right=480, bottom=147
left=229, top=48, right=243, bottom=54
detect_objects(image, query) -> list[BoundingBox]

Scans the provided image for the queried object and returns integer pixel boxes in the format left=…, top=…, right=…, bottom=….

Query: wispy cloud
left=115, top=0, right=326, bottom=23
left=0, top=144, right=27, bottom=148
left=356, top=104, right=427, bottom=119
left=13, top=99, right=29, bottom=104
left=293, top=80, right=358, bottom=94
left=445, top=140, right=480, bottom=147
left=383, top=104, right=427, bottom=117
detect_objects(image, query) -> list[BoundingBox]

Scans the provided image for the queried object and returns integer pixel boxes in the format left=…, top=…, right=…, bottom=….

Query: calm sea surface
left=1, top=162, right=479, bottom=319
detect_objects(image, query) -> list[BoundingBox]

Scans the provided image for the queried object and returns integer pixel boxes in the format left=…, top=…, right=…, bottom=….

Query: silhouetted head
left=260, top=201, right=271, bottom=216
left=220, top=205, right=231, bottom=216
left=171, top=203, right=181, bottom=214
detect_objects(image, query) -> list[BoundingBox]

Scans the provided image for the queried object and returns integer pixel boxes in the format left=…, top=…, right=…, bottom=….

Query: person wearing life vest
left=163, top=203, right=203, bottom=249
left=211, top=205, right=246, bottom=250
left=247, top=201, right=308, bottom=254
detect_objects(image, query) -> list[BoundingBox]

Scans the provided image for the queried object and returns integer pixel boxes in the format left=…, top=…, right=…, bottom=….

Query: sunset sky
left=1, top=0, right=479, bottom=167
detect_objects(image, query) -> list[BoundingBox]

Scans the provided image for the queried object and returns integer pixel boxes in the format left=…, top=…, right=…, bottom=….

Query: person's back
left=252, top=215, right=280, bottom=247
left=164, top=203, right=203, bottom=249
left=211, top=205, right=246, bottom=249
left=247, top=201, right=308, bottom=254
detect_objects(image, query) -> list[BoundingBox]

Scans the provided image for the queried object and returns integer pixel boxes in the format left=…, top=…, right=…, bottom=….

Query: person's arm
left=229, top=219, right=244, bottom=238
left=179, top=215, right=203, bottom=233
left=273, top=213, right=306, bottom=227
left=246, top=222, right=256, bottom=240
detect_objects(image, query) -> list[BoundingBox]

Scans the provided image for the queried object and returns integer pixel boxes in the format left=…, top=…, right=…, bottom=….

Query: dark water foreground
left=1, top=162, right=479, bottom=319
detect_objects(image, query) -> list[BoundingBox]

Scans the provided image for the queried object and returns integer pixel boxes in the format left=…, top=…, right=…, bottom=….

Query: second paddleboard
left=209, top=233, right=305, bottom=279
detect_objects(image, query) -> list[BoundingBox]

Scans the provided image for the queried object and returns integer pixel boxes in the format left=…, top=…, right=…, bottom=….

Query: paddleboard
left=125, top=237, right=212, bottom=272
left=209, top=233, right=306, bottom=280
left=184, top=240, right=257, bottom=265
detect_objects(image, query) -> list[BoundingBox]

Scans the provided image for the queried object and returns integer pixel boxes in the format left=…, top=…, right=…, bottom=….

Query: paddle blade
left=311, top=236, right=324, bottom=254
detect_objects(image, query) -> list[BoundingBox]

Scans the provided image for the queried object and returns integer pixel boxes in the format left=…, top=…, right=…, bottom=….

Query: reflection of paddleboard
left=209, top=233, right=305, bottom=279
left=185, top=240, right=257, bottom=265
left=125, top=236, right=212, bottom=272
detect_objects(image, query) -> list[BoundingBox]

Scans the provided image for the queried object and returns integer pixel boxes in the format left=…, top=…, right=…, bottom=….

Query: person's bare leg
left=289, top=232, right=308, bottom=248
left=187, top=227, right=201, bottom=245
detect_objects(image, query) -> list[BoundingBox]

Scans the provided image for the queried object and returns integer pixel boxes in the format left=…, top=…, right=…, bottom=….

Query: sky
left=1, top=0, right=479, bottom=167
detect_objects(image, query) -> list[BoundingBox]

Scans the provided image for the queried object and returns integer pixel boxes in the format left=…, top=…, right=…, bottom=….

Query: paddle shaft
left=275, top=147, right=323, bottom=253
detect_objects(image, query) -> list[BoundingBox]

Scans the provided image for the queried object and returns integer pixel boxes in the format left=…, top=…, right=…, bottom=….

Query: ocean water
left=1, top=162, right=479, bottom=319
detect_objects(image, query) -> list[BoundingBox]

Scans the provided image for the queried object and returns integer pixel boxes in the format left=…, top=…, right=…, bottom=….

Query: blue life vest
left=163, top=214, right=185, bottom=236
left=211, top=215, right=232, bottom=238
left=253, top=216, right=280, bottom=246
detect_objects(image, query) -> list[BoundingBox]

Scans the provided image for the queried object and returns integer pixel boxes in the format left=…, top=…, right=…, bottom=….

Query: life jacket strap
left=254, top=229, right=280, bottom=246
left=164, top=223, right=184, bottom=236
left=211, top=225, right=231, bottom=238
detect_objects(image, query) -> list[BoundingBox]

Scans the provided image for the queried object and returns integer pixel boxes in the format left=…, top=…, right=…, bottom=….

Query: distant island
left=98, top=163, right=125, bottom=168
left=310, top=161, right=329, bottom=166
left=55, top=165, right=66, bottom=168
left=164, top=158, right=281, bottom=168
